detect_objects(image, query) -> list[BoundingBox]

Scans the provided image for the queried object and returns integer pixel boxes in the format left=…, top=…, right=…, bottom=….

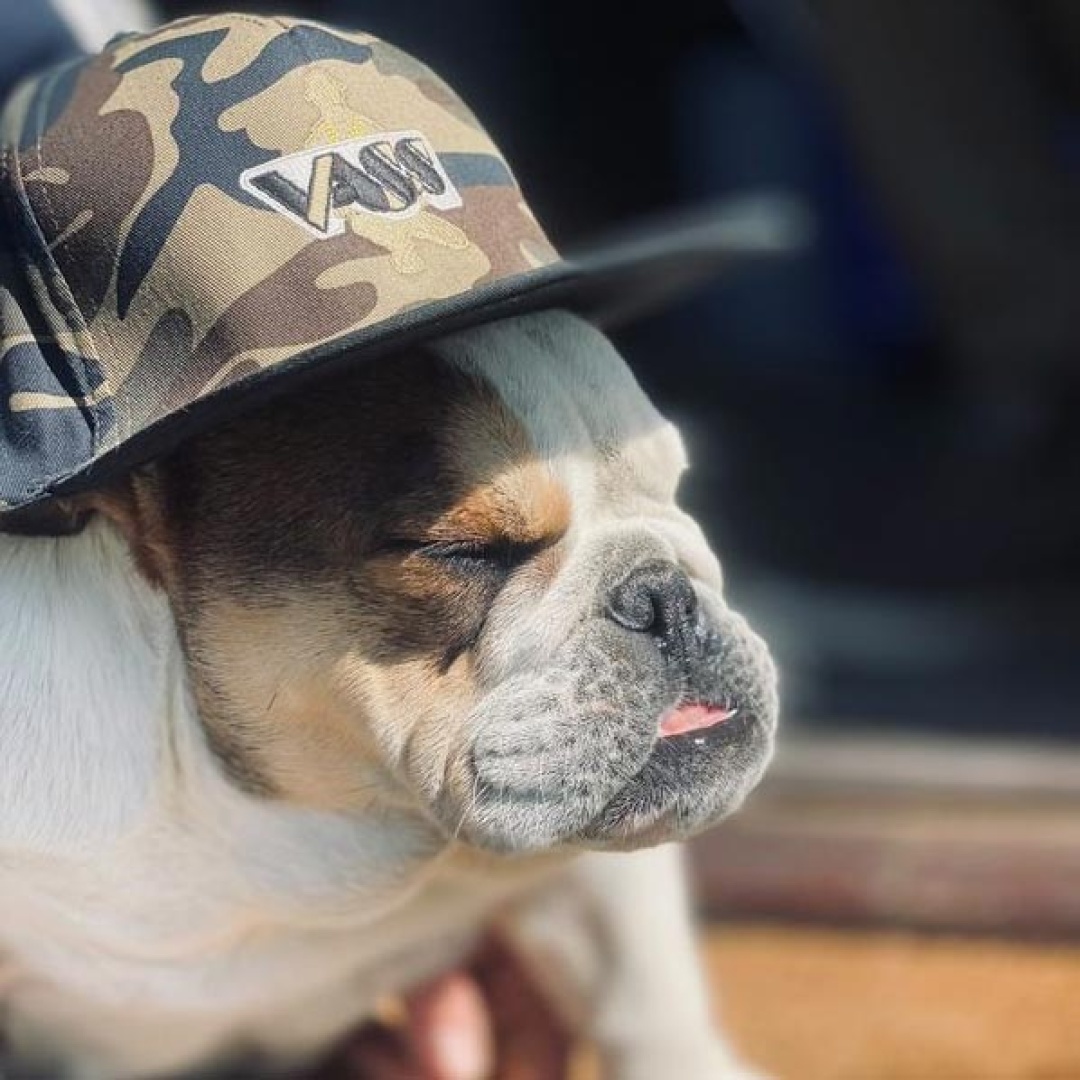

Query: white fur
left=0, top=313, right=761, bottom=1079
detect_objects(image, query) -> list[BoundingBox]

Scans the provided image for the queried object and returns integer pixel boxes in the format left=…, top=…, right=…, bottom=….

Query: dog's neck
left=0, top=518, right=453, bottom=927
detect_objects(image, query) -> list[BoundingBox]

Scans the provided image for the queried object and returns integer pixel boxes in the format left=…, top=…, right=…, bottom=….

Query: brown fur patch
left=76, top=471, right=177, bottom=589
left=431, top=459, right=571, bottom=547
left=100, top=346, right=569, bottom=809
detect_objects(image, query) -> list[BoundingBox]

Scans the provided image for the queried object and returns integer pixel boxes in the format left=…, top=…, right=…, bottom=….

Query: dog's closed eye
left=416, top=537, right=552, bottom=574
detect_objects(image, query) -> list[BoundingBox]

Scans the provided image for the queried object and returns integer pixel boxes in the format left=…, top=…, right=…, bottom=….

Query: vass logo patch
left=240, top=131, right=462, bottom=238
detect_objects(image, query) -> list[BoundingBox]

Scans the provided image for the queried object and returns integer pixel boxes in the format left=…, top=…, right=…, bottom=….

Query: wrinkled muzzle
left=436, top=557, right=778, bottom=855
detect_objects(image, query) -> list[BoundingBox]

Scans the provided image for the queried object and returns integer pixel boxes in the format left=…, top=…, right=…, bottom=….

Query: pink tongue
left=659, top=703, right=735, bottom=738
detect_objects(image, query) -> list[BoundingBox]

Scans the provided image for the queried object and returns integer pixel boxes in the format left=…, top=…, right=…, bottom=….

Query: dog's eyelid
left=368, top=523, right=565, bottom=565
left=367, top=533, right=423, bottom=557
left=418, top=534, right=554, bottom=567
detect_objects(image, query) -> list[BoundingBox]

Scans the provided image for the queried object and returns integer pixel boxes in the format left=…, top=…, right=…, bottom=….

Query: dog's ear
left=70, top=470, right=176, bottom=588
left=0, top=499, right=92, bottom=537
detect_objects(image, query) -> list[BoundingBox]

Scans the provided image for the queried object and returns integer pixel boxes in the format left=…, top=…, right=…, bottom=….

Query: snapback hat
left=0, top=12, right=802, bottom=529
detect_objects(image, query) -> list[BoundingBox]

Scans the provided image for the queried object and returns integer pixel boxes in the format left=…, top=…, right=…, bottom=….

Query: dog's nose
left=606, top=560, right=699, bottom=646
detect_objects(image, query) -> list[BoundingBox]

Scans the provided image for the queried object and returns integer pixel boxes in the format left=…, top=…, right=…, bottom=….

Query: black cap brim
left=4, top=192, right=808, bottom=532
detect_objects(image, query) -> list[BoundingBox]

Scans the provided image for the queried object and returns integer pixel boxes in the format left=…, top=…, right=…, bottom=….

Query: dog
left=0, top=309, right=777, bottom=1079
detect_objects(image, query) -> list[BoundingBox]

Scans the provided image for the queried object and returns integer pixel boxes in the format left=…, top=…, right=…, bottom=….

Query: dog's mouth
left=650, top=692, right=760, bottom=765
left=576, top=680, right=770, bottom=848
left=450, top=613, right=777, bottom=855
left=658, top=701, right=738, bottom=739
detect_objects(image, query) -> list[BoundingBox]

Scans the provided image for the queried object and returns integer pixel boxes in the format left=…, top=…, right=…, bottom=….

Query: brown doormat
left=704, top=924, right=1080, bottom=1080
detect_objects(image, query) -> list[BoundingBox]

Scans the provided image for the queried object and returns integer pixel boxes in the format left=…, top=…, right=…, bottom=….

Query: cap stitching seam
left=28, top=90, right=98, bottom=365
left=25, top=72, right=108, bottom=457
left=0, top=108, right=103, bottom=486
left=34, top=117, right=128, bottom=464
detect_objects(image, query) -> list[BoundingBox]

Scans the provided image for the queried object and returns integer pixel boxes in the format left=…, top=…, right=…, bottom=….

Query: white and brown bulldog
left=0, top=311, right=777, bottom=1079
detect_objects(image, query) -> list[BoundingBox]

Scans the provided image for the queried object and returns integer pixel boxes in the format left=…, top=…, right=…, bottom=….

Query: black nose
left=606, top=560, right=700, bottom=646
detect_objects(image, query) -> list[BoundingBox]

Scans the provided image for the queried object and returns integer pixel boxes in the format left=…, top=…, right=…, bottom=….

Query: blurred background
left=8, top=2, right=1080, bottom=1077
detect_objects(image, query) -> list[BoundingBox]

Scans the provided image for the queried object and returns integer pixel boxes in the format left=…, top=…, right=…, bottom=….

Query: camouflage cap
left=0, top=12, right=800, bottom=528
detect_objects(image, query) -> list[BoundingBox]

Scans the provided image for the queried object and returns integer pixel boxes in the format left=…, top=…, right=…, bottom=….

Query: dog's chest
left=0, top=807, right=548, bottom=1078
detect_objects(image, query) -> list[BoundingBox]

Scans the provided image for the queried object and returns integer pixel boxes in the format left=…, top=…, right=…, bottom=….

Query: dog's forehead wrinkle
left=435, top=311, right=665, bottom=458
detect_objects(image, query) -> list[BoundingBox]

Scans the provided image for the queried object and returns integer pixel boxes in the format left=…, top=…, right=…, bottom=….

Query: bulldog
left=0, top=310, right=777, bottom=1079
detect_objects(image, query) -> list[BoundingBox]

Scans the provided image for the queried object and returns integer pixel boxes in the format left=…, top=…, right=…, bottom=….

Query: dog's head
left=86, top=312, right=777, bottom=854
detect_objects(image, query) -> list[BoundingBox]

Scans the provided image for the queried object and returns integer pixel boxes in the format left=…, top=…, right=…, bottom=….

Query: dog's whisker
left=450, top=769, right=481, bottom=844
left=264, top=684, right=282, bottom=717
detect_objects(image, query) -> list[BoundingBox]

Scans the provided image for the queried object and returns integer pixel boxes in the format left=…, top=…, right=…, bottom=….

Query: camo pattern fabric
left=0, top=13, right=560, bottom=511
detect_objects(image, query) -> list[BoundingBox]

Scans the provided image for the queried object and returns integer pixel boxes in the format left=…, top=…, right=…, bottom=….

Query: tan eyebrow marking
left=429, top=460, right=571, bottom=547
